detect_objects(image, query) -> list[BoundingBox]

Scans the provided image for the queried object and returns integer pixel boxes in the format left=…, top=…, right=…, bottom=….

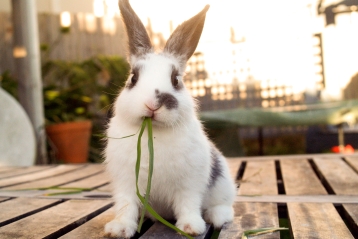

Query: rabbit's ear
left=119, top=0, right=152, bottom=57
left=164, top=5, right=209, bottom=61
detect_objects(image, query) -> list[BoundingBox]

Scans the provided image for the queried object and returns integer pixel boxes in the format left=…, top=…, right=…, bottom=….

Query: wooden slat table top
left=280, top=159, right=327, bottom=195
left=0, top=153, right=357, bottom=239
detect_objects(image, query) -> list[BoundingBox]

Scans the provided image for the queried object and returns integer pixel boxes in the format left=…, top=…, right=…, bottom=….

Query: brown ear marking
left=164, top=5, right=210, bottom=61
left=119, top=0, right=153, bottom=57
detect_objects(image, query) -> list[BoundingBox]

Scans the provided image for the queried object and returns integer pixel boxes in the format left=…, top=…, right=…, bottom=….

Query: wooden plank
left=0, top=189, right=113, bottom=199
left=0, top=166, right=55, bottom=179
left=218, top=202, right=280, bottom=239
left=345, top=156, right=358, bottom=172
left=0, top=197, right=10, bottom=203
left=226, top=158, right=242, bottom=181
left=228, top=152, right=358, bottom=161
left=0, top=167, right=18, bottom=173
left=61, top=171, right=110, bottom=189
left=3, top=164, right=104, bottom=190
left=287, top=203, right=353, bottom=239
left=140, top=222, right=211, bottom=239
left=0, top=164, right=84, bottom=188
left=280, top=159, right=327, bottom=195
left=0, top=198, right=60, bottom=226
left=0, top=168, right=23, bottom=177
left=238, top=160, right=277, bottom=195
left=96, top=183, right=112, bottom=192
left=0, top=199, right=112, bottom=238
left=59, top=207, right=114, bottom=239
left=314, top=157, right=358, bottom=195
left=342, top=204, right=358, bottom=232
left=235, top=195, right=358, bottom=204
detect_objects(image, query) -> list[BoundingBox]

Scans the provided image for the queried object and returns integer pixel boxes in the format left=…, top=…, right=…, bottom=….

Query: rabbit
left=104, top=0, right=237, bottom=238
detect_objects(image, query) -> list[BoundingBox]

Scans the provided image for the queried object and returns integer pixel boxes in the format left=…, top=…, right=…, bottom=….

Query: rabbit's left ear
left=119, top=0, right=152, bottom=57
left=164, top=5, right=209, bottom=61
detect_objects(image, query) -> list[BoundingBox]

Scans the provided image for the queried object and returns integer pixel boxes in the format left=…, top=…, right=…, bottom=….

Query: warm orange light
left=60, top=11, right=71, bottom=28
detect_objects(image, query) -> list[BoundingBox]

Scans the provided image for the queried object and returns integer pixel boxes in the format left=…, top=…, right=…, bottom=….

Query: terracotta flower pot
left=46, top=121, right=92, bottom=163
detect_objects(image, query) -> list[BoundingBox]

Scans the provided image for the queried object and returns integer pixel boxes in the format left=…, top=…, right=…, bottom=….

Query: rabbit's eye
left=170, top=66, right=181, bottom=90
left=127, top=70, right=139, bottom=89
left=172, top=75, right=179, bottom=88
left=131, top=73, right=138, bottom=85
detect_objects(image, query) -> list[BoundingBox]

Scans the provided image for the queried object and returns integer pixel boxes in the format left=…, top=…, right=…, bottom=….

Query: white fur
left=104, top=53, right=236, bottom=238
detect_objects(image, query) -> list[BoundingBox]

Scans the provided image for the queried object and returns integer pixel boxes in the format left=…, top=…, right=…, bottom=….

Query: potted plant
left=42, top=56, right=129, bottom=163
left=43, top=60, right=93, bottom=163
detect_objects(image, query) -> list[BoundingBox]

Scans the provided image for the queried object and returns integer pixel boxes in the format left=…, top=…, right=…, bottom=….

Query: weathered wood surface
left=59, top=207, right=115, bottom=239
left=3, top=164, right=104, bottom=190
left=226, top=158, right=241, bottom=181
left=229, top=152, right=358, bottom=161
left=0, top=167, right=17, bottom=173
left=0, top=197, right=9, bottom=202
left=238, top=160, right=277, bottom=195
left=0, top=199, right=112, bottom=238
left=235, top=195, right=358, bottom=204
left=280, top=159, right=327, bottom=195
left=346, top=156, right=358, bottom=172
left=314, top=157, right=358, bottom=195
left=219, top=202, right=280, bottom=239
left=0, top=198, right=60, bottom=226
left=1, top=154, right=358, bottom=239
left=140, top=222, right=211, bottom=239
left=96, top=183, right=112, bottom=192
left=287, top=203, right=354, bottom=239
left=60, top=171, right=110, bottom=189
left=0, top=164, right=84, bottom=188
left=343, top=204, right=358, bottom=232
left=0, top=165, right=55, bottom=179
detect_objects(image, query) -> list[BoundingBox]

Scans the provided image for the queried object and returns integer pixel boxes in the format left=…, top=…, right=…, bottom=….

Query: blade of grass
left=93, top=133, right=137, bottom=140
left=136, top=118, right=148, bottom=232
left=138, top=117, right=155, bottom=231
left=136, top=191, right=194, bottom=239
left=241, top=227, right=288, bottom=239
left=94, top=124, right=141, bottom=140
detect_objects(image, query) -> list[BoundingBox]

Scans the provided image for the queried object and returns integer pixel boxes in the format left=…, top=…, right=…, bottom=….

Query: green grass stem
left=135, top=118, right=194, bottom=239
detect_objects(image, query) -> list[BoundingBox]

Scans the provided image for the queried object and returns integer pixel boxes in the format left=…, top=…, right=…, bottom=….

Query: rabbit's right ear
left=164, top=5, right=209, bottom=61
left=119, top=0, right=152, bottom=57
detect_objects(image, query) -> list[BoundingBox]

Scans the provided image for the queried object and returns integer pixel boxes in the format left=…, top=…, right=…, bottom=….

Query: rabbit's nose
left=145, top=104, right=159, bottom=112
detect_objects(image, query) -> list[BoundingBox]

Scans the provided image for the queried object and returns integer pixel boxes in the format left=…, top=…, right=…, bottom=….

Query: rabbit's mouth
left=145, top=104, right=160, bottom=119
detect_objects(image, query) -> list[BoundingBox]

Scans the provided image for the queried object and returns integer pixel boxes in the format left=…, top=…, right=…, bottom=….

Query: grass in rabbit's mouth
left=135, top=117, right=193, bottom=238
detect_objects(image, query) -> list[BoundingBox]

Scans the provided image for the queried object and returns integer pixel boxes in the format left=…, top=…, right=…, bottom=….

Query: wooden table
left=0, top=153, right=357, bottom=238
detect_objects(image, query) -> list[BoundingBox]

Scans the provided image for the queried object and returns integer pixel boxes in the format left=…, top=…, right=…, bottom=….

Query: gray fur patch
left=208, top=146, right=223, bottom=187
left=156, top=92, right=178, bottom=110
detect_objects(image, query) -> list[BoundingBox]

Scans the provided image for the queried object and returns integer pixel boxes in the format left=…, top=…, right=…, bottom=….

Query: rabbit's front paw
left=176, top=214, right=206, bottom=236
left=104, top=218, right=137, bottom=238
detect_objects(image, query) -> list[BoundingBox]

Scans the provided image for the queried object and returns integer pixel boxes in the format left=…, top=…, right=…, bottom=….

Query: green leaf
left=241, top=227, right=289, bottom=239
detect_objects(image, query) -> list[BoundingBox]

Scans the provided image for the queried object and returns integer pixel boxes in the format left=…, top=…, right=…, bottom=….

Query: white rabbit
left=104, top=0, right=237, bottom=237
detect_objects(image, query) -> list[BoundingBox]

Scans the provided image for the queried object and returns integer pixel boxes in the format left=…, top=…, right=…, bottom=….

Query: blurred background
left=0, top=0, right=357, bottom=163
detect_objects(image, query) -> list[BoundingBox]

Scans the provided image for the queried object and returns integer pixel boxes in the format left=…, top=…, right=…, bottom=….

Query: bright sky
left=105, top=0, right=357, bottom=99
left=127, top=0, right=317, bottom=86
